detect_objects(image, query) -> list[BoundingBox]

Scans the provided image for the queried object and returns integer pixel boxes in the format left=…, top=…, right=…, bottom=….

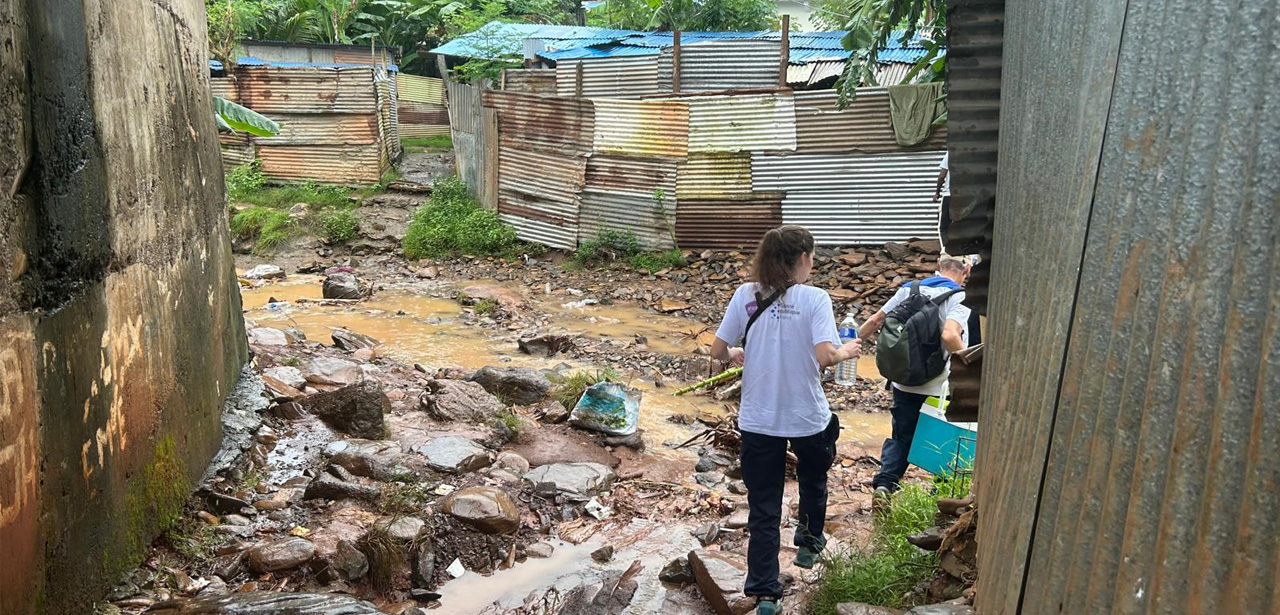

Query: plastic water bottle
left=836, top=313, right=859, bottom=386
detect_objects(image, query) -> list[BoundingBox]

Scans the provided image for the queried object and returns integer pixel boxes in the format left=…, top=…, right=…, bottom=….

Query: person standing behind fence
left=710, top=225, right=861, bottom=615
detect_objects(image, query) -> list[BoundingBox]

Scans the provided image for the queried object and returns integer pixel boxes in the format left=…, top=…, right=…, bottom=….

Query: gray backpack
left=875, top=282, right=963, bottom=386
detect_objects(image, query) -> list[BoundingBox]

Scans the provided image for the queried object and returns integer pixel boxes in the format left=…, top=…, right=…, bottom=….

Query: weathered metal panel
left=399, top=123, right=451, bottom=137
left=501, top=68, right=557, bottom=94
left=333, top=48, right=392, bottom=66
left=397, top=73, right=446, bottom=104
left=253, top=113, right=378, bottom=146
left=374, top=76, right=400, bottom=162
left=448, top=81, right=488, bottom=199
left=579, top=154, right=678, bottom=249
left=217, top=132, right=255, bottom=171
left=685, top=93, right=797, bottom=153
left=793, top=88, right=947, bottom=154
left=485, top=90, right=595, bottom=156
left=753, top=151, right=945, bottom=245
left=676, top=195, right=783, bottom=250
left=980, top=0, right=1280, bottom=614
left=497, top=146, right=585, bottom=249
left=591, top=98, right=689, bottom=157
left=658, top=39, right=781, bottom=92
left=972, top=0, right=1131, bottom=612
left=399, top=101, right=448, bottom=125
left=257, top=144, right=386, bottom=184
left=236, top=66, right=377, bottom=114
left=676, top=153, right=753, bottom=199
left=210, top=76, right=237, bottom=100
left=555, top=56, right=661, bottom=98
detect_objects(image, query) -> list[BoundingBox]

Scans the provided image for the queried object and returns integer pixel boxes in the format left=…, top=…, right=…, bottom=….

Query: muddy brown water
left=239, top=280, right=891, bottom=456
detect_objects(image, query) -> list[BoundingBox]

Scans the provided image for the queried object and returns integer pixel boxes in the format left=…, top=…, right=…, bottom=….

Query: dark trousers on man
left=739, top=415, right=840, bottom=598
left=873, top=387, right=930, bottom=491
left=939, top=195, right=952, bottom=246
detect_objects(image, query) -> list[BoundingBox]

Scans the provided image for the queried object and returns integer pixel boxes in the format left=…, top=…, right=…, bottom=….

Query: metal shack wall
left=686, top=93, right=797, bottom=153
left=793, top=88, right=947, bottom=154
left=397, top=74, right=446, bottom=104
left=657, top=39, right=781, bottom=93
left=592, top=98, right=689, bottom=158
left=675, top=195, right=783, bottom=250
left=446, top=81, right=496, bottom=207
left=235, top=66, right=377, bottom=114
left=556, top=56, right=662, bottom=98
left=579, top=154, right=678, bottom=250
left=754, top=151, right=944, bottom=245
left=976, top=1, right=1280, bottom=615
left=502, top=68, right=557, bottom=94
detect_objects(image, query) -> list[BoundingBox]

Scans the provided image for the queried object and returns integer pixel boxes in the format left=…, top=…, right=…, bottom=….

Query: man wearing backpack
left=858, top=255, right=972, bottom=498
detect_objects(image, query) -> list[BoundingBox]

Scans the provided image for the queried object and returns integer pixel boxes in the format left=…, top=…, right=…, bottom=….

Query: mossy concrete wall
left=0, top=1, right=248, bottom=613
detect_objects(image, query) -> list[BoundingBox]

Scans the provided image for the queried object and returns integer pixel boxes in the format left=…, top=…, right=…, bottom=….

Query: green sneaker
left=756, top=598, right=781, bottom=615
left=793, top=545, right=821, bottom=569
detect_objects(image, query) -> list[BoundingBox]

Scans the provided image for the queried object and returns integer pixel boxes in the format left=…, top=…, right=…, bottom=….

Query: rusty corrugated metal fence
left=446, top=80, right=496, bottom=207
left=556, top=57, right=662, bottom=98
left=396, top=74, right=449, bottom=139
left=657, top=39, right=782, bottom=92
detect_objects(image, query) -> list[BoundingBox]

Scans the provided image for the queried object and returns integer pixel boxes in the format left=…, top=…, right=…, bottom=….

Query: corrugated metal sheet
left=399, top=124, right=451, bottom=137
left=217, top=132, right=255, bottom=171
left=676, top=195, right=783, bottom=250
left=254, top=113, right=378, bottom=145
left=874, top=62, right=914, bottom=86
left=374, top=76, right=400, bottom=162
left=447, top=81, right=497, bottom=207
left=333, top=48, right=393, bottom=66
left=257, top=144, right=385, bottom=184
left=501, top=68, right=557, bottom=94
left=591, top=98, right=689, bottom=157
left=497, top=146, right=585, bottom=249
left=658, top=39, right=782, bottom=93
left=555, top=56, right=662, bottom=98
left=676, top=153, right=753, bottom=199
left=787, top=60, right=846, bottom=87
left=399, top=101, right=449, bottom=125
left=485, top=90, right=595, bottom=156
left=210, top=76, right=237, bottom=100
left=793, top=88, right=947, bottom=154
left=236, top=66, right=377, bottom=114
left=685, top=94, right=797, bottom=153
left=396, top=74, right=445, bottom=104
left=754, top=150, right=945, bottom=245
left=579, top=155, right=678, bottom=249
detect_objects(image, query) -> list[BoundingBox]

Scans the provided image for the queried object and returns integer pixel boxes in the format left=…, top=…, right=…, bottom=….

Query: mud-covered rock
left=304, top=474, right=381, bottom=502
left=415, top=436, right=493, bottom=473
left=332, top=328, right=379, bottom=352
left=145, top=592, right=383, bottom=615
left=470, top=366, right=552, bottom=405
left=688, top=549, right=749, bottom=615
left=329, top=451, right=392, bottom=480
left=660, top=556, right=695, bottom=585
left=323, top=273, right=364, bottom=299
left=523, top=462, right=615, bottom=496
left=303, top=357, right=364, bottom=387
left=422, top=379, right=503, bottom=422
left=303, top=380, right=388, bottom=439
left=329, top=540, right=369, bottom=581
left=248, top=538, right=317, bottom=573
left=443, top=486, right=520, bottom=534
left=526, top=542, right=555, bottom=558
left=558, top=569, right=640, bottom=615
left=495, top=451, right=530, bottom=475
left=412, top=544, right=436, bottom=588
left=517, top=334, right=574, bottom=357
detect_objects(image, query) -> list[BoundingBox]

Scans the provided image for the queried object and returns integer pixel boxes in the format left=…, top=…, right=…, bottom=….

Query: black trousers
left=873, top=387, right=930, bottom=490
left=739, top=414, right=840, bottom=598
left=939, top=195, right=952, bottom=246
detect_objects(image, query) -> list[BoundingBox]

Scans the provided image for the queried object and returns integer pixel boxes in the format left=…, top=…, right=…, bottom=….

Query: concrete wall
left=0, top=1, right=248, bottom=614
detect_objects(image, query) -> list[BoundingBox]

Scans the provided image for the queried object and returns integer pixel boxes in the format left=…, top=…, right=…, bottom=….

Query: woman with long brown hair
left=710, top=225, right=861, bottom=615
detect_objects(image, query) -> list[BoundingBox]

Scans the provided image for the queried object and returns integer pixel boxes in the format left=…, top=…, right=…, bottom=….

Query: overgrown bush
left=229, top=207, right=294, bottom=255
left=806, top=475, right=971, bottom=614
left=321, top=209, right=360, bottom=244
left=573, top=230, right=642, bottom=266
left=225, top=159, right=267, bottom=202
left=402, top=176, right=518, bottom=258
left=629, top=249, right=685, bottom=273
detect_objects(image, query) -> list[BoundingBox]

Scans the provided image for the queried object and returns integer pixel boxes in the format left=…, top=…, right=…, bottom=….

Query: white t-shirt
left=714, top=283, right=842, bottom=438
left=879, top=282, right=970, bottom=397
left=940, top=152, right=951, bottom=196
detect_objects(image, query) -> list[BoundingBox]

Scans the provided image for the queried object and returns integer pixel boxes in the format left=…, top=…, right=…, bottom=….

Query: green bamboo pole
left=674, top=367, right=743, bottom=396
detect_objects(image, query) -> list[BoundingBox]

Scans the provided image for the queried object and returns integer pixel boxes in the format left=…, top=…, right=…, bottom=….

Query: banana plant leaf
left=213, top=96, right=281, bottom=137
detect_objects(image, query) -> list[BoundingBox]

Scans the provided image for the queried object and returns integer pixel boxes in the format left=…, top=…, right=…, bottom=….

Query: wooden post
left=779, top=15, right=790, bottom=88
left=672, top=30, right=682, bottom=94
left=575, top=61, right=584, bottom=97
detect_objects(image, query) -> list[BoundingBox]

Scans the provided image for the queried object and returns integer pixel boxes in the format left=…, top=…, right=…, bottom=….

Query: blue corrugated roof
left=539, top=44, right=661, bottom=61
left=209, top=57, right=398, bottom=71
left=430, top=23, right=637, bottom=58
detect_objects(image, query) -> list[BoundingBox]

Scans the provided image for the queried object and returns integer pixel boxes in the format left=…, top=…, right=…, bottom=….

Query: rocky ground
left=98, top=179, right=962, bottom=615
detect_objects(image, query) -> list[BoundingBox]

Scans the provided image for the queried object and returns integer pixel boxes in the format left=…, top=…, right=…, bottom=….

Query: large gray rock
left=378, top=516, right=425, bottom=542
left=303, top=356, right=364, bottom=387
left=523, top=462, right=615, bottom=496
left=244, top=264, right=286, bottom=280
left=145, top=592, right=383, bottom=615
left=422, top=379, right=504, bottom=422
left=303, top=380, right=388, bottom=439
left=247, top=327, right=289, bottom=346
left=304, top=474, right=381, bottom=502
left=263, top=366, right=307, bottom=389
left=323, top=273, right=364, bottom=299
left=329, top=451, right=392, bottom=480
left=415, top=436, right=493, bottom=473
left=329, top=540, right=369, bottom=581
left=248, top=537, right=317, bottom=573
left=412, top=543, right=436, bottom=588
left=443, top=486, right=520, bottom=534
left=470, top=366, right=552, bottom=405
left=837, top=605, right=904, bottom=615
left=688, top=549, right=748, bottom=615
left=332, top=328, right=378, bottom=352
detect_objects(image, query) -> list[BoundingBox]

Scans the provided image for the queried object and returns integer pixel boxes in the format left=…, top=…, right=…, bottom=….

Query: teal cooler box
left=907, top=395, right=977, bottom=476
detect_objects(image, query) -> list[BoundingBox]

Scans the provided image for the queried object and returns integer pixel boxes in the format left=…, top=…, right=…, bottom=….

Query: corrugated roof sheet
left=685, top=93, right=797, bottom=153
left=210, top=57, right=398, bottom=71
left=431, top=23, right=635, bottom=58
left=540, top=44, right=661, bottom=61
left=591, top=98, right=689, bottom=157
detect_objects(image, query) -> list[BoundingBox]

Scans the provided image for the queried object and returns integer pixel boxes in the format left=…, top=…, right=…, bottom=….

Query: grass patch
left=402, top=135, right=453, bottom=152
left=548, top=369, right=620, bottom=410
left=473, top=298, right=498, bottom=316
left=230, top=207, right=295, bottom=255
left=806, top=474, right=971, bottom=614
left=380, top=481, right=433, bottom=515
left=280, top=356, right=301, bottom=367
left=402, top=175, right=519, bottom=258
left=574, top=230, right=685, bottom=273
left=320, top=209, right=360, bottom=244
left=629, top=249, right=685, bottom=273
left=357, top=525, right=406, bottom=594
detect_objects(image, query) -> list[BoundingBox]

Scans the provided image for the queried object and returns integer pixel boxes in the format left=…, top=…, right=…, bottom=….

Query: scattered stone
left=261, top=374, right=306, bottom=401
left=244, top=264, right=285, bottom=280
left=470, top=366, right=552, bottom=405
left=691, top=522, right=720, bottom=547
left=526, top=542, right=555, bottom=559
left=884, top=242, right=915, bottom=261
left=211, top=552, right=247, bottom=581
left=836, top=604, right=904, bottom=615
left=728, top=481, right=748, bottom=495
left=602, top=432, right=644, bottom=451
left=416, top=436, right=493, bottom=473
left=907, top=238, right=943, bottom=255
left=379, top=516, right=426, bottom=542
left=332, top=328, right=379, bottom=352
left=522, top=462, right=616, bottom=496
left=460, top=284, right=526, bottom=309
left=412, top=544, right=436, bottom=588
left=197, top=511, right=220, bottom=526
left=517, top=335, right=574, bottom=357
left=223, top=514, right=253, bottom=526
left=247, top=327, right=289, bottom=346
left=296, top=260, right=324, bottom=274
left=723, top=505, right=750, bottom=530
left=323, top=273, right=364, bottom=299
left=688, top=549, right=748, bottom=615
left=304, top=474, right=381, bottom=502
left=443, top=487, right=520, bottom=534
left=906, top=606, right=974, bottom=615
left=273, top=401, right=307, bottom=420
left=417, top=266, right=438, bottom=279
left=329, top=451, right=391, bottom=480
left=143, top=591, right=383, bottom=614
left=197, top=576, right=229, bottom=597
left=838, top=252, right=869, bottom=266
left=659, top=556, right=695, bottom=585
left=409, top=589, right=443, bottom=603
left=657, top=299, right=692, bottom=313
left=330, top=540, right=369, bottom=581
left=558, top=569, right=639, bottom=615
left=713, top=380, right=742, bottom=402
left=303, top=357, right=364, bottom=387
left=936, top=496, right=974, bottom=517
left=248, top=537, right=317, bottom=573
left=422, top=379, right=504, bottom=422
left=907, top=526, right=947, bottom=552
left=495, top=451, right=530, bottom=474
left=205, top=493, right=251, bottom=515
left=590, top=545, right=614, bottom=562
left=303, top=380, right=389, bottom=439
left=694, top=471, right=725, bottom=488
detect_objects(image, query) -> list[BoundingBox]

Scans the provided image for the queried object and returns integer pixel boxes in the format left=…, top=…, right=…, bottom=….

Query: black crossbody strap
left=743, top=288, right=783, bottom=349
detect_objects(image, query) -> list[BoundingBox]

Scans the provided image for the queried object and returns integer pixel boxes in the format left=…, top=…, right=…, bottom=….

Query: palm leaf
left=213, top=96, right=281, bottom=137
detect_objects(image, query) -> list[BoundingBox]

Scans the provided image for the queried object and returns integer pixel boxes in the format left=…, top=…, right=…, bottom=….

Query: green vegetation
left=320, top=209, right=361, bottom=244
left=113, top=436, right=189, bottom=574
left=381, top=481, right=433, bottom=515
left=402, top=135, right=454, bottom=153
left=819, top=0, right=946, bottom=101
left=548, top=368, right=620, bottom=410
left=230, top=207, right=295, bottom=255
left=590, top=0, right=779, bottom=31
left=402, top=175, right=519, bottom=258
left=357, top=524, right=406, bottom=593
left=473, top=298, right=499, bottom=315
left=806, top=474, right=971, bottom=614
left=574, top=230, right=686, bottom=273
left=224, top=160, right=374, bottom=253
